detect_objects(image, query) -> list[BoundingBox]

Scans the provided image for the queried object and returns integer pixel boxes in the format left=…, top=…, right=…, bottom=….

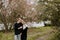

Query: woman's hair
left=16, top=15, right=23, bottom=19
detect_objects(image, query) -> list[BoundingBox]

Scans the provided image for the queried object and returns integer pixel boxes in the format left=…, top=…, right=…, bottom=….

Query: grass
left=0, top=32, right=14, bottom=40
left=0, top=26, right=55, bottom=40
left=47, top=29, right=60, bottom=40
left=27, top=27, right=53, bottom=40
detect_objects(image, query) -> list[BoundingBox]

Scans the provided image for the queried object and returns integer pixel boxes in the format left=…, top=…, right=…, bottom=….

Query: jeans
left=14, top=34, right=21, bottom=40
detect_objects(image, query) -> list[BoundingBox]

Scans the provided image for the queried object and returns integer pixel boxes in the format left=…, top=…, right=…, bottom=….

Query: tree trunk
left=9, top=25, right=13, bottom=30
left=4, top=23, right=8, bottom=32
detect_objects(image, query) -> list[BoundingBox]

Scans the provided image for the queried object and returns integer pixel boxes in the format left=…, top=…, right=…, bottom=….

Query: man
left=14, top=18, right=23, bottom=40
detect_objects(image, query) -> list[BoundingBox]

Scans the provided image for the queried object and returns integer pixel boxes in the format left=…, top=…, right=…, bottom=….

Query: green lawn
left=0, top=27, right=56, bottom=40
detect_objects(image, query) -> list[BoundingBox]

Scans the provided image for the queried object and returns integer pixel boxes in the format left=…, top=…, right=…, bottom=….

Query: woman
left=20, top=19, right=28, bottom=40
left=21, top=24, right=28, bottom=40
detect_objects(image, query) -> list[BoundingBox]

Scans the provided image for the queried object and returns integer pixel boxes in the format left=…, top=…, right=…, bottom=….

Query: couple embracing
left=14, top=17, right=28, bottom=40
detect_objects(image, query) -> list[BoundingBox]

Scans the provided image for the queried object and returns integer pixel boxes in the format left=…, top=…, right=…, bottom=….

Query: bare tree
left=0, top=0, right=40, bottom=32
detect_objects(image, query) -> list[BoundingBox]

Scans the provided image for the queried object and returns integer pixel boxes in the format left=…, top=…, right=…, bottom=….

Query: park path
left=36, top=29, right=54, bottom=40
